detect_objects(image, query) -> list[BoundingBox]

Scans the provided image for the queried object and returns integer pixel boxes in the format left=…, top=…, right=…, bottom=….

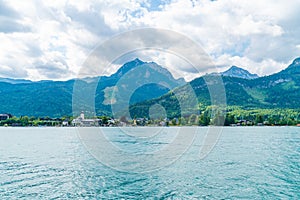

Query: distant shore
left=2, top=107, right=300, bottom=128
left=1, top=125, right=299, bottom=128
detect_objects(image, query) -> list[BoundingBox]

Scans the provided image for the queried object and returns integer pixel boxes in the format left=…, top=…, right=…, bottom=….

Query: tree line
left=1, top=107, right=300, bottom=127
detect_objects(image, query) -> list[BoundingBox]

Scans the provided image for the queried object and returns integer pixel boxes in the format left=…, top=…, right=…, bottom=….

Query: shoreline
left=0, top=125, right=299, bottom=128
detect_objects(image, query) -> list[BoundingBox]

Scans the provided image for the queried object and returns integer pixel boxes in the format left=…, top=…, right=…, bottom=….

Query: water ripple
left=0, top=127, right=299, bottom=199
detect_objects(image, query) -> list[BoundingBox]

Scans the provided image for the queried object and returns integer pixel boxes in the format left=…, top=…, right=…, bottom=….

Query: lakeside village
left=1, top=110, right=300, bottom=127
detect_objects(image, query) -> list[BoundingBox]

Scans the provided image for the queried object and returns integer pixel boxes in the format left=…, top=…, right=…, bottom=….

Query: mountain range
left=221, top=66, right=259, bottom=79
left=130, top=58, right=300, bottom=118
left=0, top=58, right=299, bottom=118
left=0, top=59, right=185, bottom=117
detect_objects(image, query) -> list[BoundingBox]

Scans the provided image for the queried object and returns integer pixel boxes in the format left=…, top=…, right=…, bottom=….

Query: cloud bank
left=0, top=0, right=300, bottom=81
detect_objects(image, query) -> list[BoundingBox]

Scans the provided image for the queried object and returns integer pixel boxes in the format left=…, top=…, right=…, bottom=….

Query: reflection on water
left=0, top=127, right=299, bottom=199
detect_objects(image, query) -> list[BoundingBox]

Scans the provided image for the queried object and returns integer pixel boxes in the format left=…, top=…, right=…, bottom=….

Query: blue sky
left=0, top=0, right=300, bottom=81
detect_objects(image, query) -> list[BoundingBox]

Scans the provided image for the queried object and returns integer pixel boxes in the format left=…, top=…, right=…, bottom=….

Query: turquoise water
left=0, top=127, right=299, bottom=199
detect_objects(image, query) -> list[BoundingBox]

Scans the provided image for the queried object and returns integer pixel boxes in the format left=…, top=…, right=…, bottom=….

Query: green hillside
left=0, top=59, right=184, bottom=117
left=129, top=58, right=300, bottom=119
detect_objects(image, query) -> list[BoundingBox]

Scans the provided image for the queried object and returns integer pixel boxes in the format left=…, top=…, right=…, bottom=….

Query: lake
left=0, top=127, right=299, bottom=199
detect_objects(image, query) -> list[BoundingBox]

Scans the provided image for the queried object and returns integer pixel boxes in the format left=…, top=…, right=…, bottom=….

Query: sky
left=0, top=0, right=300, bottom=81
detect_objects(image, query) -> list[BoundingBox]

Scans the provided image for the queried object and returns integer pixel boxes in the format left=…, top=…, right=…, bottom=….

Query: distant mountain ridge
left=0, top=77, right=32, bottom=84
left=221, top=66, right=259, bottom=79
left=110, top=58, right=145, bottom=79
left=279, top=57, right=300, bottom=75
left=0, top=59, right=185, bottom=117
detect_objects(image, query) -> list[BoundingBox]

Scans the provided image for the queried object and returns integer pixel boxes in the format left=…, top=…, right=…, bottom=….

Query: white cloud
left=0, top=0, right=300, bottom=81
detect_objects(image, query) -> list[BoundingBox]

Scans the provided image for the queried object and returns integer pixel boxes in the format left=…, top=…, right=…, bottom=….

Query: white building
left=71, top=112, right=100, bottom=127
